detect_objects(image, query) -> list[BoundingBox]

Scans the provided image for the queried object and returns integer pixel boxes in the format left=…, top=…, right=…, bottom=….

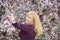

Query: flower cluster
left=0, top=0, right=60, bottom=40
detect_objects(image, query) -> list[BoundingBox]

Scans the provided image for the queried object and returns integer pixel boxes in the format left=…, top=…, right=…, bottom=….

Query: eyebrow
left=27, top=14, right=32, bottom=17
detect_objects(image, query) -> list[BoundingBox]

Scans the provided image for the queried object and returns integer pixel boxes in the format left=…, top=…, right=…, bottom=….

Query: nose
left=26, top=17, right=31, bottom=21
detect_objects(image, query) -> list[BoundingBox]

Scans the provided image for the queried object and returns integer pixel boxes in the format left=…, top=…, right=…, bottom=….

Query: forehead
left=26, top=14, right=34, bottom=19
left=27, top=13, right=32, bottom=15
left=26, top=13, right=33, bottom=17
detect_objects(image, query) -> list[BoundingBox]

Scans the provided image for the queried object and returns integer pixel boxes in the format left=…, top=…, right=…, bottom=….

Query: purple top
left=39, top=15, right=43, bottom=22
left=12, top=15, right=43, bottom=40
left=12, top=22, right=35, bottom=40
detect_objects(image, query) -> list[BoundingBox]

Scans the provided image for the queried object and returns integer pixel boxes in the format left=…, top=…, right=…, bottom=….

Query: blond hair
left=27, top=11, right=43, bottom=36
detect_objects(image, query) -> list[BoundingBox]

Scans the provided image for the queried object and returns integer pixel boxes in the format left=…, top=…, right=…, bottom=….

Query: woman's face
left=26, top=13, right=33, bottom=25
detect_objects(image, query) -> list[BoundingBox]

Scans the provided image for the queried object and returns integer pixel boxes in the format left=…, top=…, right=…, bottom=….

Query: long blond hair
left=27, top=11, right=43, bottom=36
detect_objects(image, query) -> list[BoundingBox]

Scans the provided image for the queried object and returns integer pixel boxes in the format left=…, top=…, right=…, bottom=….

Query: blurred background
left=0, top=0, right=60, bottom=40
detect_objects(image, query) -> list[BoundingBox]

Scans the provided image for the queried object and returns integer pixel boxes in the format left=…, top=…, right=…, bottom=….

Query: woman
left=8, top=11, right=43, bottom=40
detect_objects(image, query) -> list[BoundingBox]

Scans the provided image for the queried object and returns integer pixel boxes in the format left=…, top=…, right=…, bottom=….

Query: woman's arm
left=39, top=14, right=43, bottom=22
left=12, top=22, right=22, bottom=30
left=38, top=2, right=43, bottom=21
left=12, top=22, right=33, bottom=31
left=8, top=14, right=33, bottom=31
left=38, top=7, right=43, bottom=21
left=7, top=14, right=22, bottom=30
left=38, top=1, right=43, bottom=15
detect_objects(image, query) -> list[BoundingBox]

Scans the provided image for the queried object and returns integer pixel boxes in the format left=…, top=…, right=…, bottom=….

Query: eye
left=26, top=16, right=31, bottom=19
left=26, top=14, right=32, bottom=18
left=26, top=15, right=32, bottom=20
left=26, top=17, right=32, bottom=21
